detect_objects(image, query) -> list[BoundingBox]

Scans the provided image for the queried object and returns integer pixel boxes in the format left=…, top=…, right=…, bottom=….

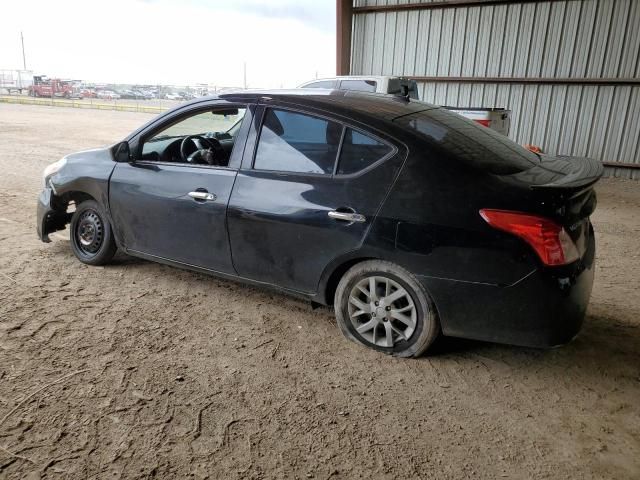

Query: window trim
left=335, top=126, right=396, bottom=177
left=249, top=105, right=397, bottom=178
left=133, top=103, right=250, bottom=171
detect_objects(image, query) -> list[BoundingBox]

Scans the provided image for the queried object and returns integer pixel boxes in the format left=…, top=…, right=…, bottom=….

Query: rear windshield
left=394, top=108, right=538, bottom=174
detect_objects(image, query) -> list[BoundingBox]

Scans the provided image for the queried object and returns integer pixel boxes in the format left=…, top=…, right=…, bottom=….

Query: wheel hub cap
left=348, top=276, right=417, bottom=348
left=79, top=224, right=96, bottom=245
left=76, top=210, right=104, bottom=254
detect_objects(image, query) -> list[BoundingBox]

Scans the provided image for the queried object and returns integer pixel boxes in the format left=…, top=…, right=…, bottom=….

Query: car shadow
left=109, top=252, right=147, bottom=266
left=47, top=242, right=640, bottom=381
left=423, top=304, right=640, bottom=385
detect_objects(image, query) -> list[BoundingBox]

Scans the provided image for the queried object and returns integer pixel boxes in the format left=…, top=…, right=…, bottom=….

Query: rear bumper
left=36, top=187, right=70, bottom=242
left=419, top=232, right=596, bottom=348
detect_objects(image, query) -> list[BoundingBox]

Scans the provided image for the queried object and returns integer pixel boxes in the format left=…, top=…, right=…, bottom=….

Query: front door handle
left=188, top=191, right=216, bottom=201
left=328, top=210, right=366, bottom=223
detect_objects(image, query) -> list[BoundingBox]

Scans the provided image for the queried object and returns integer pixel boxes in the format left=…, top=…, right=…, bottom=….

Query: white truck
left=443, top=107, right=511, bottom=137
left=298, top=76, right=511, bottom=136
left=299, top=75, right=420, bottom=99
left=0, top=70, right=33, bottom=94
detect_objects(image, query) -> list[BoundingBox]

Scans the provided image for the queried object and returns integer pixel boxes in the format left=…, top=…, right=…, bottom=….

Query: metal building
left=337, top=0, right=640, bottom=178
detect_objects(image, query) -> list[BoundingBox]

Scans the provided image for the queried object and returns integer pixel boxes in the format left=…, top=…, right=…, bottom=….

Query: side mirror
left=113, top=141, right=131, bottom=162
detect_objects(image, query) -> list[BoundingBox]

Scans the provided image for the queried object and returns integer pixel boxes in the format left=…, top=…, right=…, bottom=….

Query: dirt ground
left=0, top=103, right=639, bottom=479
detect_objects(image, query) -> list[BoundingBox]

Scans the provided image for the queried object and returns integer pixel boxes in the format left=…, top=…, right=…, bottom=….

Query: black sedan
left=37, top=90, right=602, bottom=357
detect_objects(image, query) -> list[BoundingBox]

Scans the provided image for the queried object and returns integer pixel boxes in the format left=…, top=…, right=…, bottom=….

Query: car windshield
left=395, top=108, right=539, bottom=174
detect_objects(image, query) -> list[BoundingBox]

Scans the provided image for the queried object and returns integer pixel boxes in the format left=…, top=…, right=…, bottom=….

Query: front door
left=227, top=105, right=403, bottom=293
left=109, top=105, right=250, bottom=273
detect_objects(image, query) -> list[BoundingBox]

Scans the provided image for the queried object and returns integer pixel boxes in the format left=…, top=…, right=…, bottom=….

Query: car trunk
left=519, top=154, right=603, bottom=259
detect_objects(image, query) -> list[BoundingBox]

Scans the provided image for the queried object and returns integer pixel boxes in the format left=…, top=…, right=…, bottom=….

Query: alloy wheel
left=347, top=275, right=417, bottom=348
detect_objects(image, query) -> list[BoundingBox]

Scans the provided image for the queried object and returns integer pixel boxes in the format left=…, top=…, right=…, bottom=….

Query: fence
left=0, top=92, right=171, bottom=114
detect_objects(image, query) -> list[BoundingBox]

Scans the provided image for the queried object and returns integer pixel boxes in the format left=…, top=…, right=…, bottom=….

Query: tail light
left=480, top=209, right=580, bottom=266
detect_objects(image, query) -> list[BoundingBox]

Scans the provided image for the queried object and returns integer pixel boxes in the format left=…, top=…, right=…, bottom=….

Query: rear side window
left=339, top=79, right=377, bottom=93
left=254, top=108, right=342, bottom=174
left=337, top=129, right=392, bottom=175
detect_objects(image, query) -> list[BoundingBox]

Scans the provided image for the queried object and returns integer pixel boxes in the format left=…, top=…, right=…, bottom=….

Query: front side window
left=140, top=108, right=246, bottom=165
left=253, top=108, right=342, bottom=174
left=339, top=79, right=377, bottom=93
left=337, top=129, right=392, bottom=175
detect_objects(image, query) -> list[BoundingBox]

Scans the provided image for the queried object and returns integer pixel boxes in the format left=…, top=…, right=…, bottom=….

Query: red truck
left=29, top=76, right=77, bottom=98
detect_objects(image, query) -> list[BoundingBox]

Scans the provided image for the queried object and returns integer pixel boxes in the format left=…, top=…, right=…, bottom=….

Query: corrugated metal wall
left=350, top=0, right=640, bottom=178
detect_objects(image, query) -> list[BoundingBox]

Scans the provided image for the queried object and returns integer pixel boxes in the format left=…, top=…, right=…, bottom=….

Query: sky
left=0, top=0, right=336, bottom=88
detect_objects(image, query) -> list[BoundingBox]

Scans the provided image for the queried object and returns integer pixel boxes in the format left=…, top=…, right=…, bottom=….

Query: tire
left=69, top=200, right=117, bottom=266
left=334, top=260, right=440, bottom=358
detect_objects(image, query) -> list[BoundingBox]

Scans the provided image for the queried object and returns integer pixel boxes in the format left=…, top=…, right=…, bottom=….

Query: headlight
left=43, top=158, right=67, bottom=185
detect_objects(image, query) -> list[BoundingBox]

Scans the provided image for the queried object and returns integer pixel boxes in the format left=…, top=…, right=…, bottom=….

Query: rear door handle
left=328, top=210, right=366, bottom=223
left=188, top=191, right=216, bottom=201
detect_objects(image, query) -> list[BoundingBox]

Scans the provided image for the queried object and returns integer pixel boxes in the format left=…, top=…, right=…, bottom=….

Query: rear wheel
left=70, top=200, right=116, bottom=265
left=334, top=260, right=439, bottom=358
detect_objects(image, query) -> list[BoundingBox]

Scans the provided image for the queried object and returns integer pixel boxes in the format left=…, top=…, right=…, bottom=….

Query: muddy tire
left=334, top=260, right=440, bottom=358
left=70, top=200, right=116, bottom=266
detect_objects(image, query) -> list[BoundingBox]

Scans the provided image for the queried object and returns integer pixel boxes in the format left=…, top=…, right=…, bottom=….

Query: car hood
left=64, top=146, right=112, bottom=163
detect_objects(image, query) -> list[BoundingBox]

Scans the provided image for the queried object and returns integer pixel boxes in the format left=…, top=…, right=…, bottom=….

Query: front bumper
left=37, top=187, right=70, bottom=242
left=419, top=232, right=596, bottom=348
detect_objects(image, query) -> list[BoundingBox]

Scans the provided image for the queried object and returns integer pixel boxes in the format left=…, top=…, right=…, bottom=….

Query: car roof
left=186, top=89, right=437, bottom=122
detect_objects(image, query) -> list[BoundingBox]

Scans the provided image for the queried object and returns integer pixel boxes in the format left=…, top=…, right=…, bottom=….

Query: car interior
left=140, top=108, right=246, bottom=166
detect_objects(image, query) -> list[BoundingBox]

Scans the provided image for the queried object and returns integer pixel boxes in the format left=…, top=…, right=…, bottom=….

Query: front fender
left=38, top=146, right=118, bottom=243
left=52, top=147, right=117, bottom=208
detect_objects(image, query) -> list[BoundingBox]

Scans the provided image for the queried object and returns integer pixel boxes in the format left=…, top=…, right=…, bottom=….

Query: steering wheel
left=180, top=135, right=225, bottom=165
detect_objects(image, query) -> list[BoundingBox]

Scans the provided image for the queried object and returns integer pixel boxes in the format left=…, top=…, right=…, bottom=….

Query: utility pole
left=20, top=31, right=27, bottom=70
left=243, top=62, right=247, bottom=90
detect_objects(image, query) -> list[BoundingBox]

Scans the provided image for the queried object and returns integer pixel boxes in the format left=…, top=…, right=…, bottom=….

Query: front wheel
left=334, top=260, right=440, bottom=358
left=70, top=200, right=117, bottom=265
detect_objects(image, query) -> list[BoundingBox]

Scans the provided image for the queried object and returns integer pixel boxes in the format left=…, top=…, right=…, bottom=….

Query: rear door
left=227, top=104, right=403, bottom=294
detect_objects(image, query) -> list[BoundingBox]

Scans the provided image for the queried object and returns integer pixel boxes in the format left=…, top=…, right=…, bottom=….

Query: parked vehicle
left=97, top=90, right=121, bottom=100
left=0, top=69, right=33, bottom=94
left=132, top=90, right=153, bottom=99
left=37, top=90, right=602, bottom=357
left=300, top=75, right=420, bottom=99
left=80, top=89, right=97, bottom=98
left=444, top=107, right=512, bottom=136
left=300, top=77, right=514, bottom=136
left=29, top=76, right=75, bottom=98
left=164, top=92, right=183, bottom=101
left=118, top=89, right=142, bottom=99
left=67, top=88, right=84, bottom=100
